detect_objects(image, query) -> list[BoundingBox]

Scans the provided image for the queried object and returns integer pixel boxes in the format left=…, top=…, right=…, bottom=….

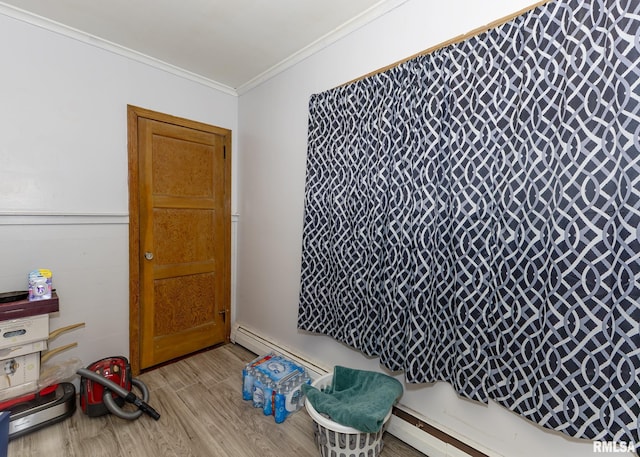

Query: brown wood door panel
left=128, top=106, right=231, bottom=373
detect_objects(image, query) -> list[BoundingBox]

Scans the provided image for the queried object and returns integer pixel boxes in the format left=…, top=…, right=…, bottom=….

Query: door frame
left=127, top=105, right=232, bottom=375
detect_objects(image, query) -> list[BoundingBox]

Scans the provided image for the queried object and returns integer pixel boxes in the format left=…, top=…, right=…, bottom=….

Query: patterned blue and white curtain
left=298, top=0, right=639, bottom=447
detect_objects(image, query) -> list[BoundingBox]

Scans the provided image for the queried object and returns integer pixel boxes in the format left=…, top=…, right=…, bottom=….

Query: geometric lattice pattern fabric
left=298, top=0, right=640, bottom=448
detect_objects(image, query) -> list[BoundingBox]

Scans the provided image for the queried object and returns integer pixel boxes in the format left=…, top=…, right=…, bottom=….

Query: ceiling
left=0, top=0, right=405, bottom=93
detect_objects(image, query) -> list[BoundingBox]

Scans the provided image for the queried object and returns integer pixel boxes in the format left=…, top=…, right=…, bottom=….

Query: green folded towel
left=302, top=366, right=403, bottom=433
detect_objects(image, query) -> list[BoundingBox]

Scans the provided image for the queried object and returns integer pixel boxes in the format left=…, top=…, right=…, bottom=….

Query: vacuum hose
left=77, top=368, right=161, bottom=421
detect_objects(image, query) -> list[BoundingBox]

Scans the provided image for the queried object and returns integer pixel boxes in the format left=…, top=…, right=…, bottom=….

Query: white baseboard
left=230, top=322, right=474, bottom=457
left=230, top=322, right=330, bottom=379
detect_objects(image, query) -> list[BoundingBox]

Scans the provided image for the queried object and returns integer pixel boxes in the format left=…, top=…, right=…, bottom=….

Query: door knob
left=144, top=252, right=154, bottom=260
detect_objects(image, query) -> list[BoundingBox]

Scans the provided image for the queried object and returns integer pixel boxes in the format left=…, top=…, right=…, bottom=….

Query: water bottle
left=263, top=379, right=274, bottom=416
left=242, top=366, right=254, bottom=401
left=252, top=373, right=265, bottom=408
left=274, top=387, right=287, bottom=423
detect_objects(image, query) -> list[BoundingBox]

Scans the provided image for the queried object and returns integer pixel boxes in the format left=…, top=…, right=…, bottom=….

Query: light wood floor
left=8, top=343, right=427, bottom=457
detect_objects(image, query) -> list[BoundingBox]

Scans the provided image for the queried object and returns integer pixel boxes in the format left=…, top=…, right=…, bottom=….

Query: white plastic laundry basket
left=304, top=373, right=392, bottom=457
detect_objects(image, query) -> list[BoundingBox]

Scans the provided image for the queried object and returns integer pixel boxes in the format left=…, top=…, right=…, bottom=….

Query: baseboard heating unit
left=230, top=323, right=491, bottom=457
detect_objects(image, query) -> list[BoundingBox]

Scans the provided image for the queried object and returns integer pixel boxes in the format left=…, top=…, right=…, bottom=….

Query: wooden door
left=128, top=106, right=231, bottom=373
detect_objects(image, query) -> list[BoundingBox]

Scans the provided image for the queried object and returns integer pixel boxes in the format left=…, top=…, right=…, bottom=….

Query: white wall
left=236, top=1, right=599, bottom=456
left=0, top=12, right=238, bottom=373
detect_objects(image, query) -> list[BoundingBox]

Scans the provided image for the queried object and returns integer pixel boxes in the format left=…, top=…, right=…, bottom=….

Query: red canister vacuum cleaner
left=78, top=357, right=160, bottom=421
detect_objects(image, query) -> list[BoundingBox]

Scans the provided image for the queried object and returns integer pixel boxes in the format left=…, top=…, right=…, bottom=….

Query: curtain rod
left=338, top=0, right=554, bottom=88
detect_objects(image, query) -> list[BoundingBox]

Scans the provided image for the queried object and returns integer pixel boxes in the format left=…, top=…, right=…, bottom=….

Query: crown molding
left=234, top=0, right=410, bottom=95
left=0, top=2, right=237, bottom=96
left=1, top=0, right=409, bottom=96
